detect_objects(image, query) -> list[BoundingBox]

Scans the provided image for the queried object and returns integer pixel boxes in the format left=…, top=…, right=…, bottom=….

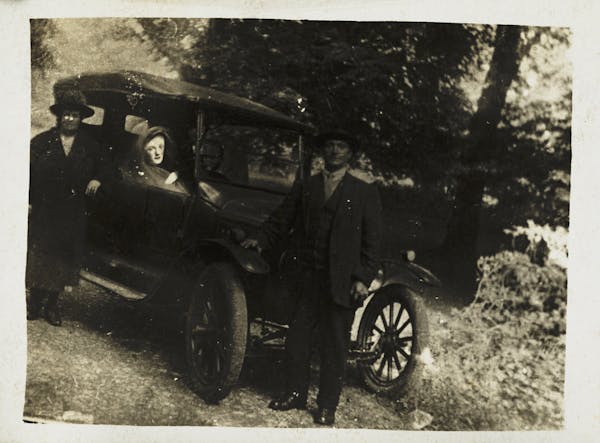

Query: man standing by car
left=242, top=130, right=382, bottom=425
left=26, top=90, right=105, bottom=326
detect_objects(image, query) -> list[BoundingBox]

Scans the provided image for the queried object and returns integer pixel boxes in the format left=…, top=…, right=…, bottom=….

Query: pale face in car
left=200, top=141, right=224, bottom=172
left=144, top=135, right=165, bottom=165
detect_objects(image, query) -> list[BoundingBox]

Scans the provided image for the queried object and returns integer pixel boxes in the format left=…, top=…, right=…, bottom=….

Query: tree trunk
left=440, top=25, right=523, bottom=303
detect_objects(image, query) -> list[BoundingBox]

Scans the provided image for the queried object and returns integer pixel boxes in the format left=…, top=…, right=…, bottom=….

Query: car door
left=85, top=178, right=195, bottom=296
left=84, top=178, right=157, bottom=295
left=139, top=184, right=193, bottom=259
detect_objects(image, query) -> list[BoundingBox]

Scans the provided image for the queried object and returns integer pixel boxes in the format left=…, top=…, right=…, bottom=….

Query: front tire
left=185, top=262, right=247, bottom=403
left=357, top=286, right=429, bottom=396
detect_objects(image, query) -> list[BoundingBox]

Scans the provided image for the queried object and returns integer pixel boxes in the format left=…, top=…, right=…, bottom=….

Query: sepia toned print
left=25, top=18, right=570, bottom=430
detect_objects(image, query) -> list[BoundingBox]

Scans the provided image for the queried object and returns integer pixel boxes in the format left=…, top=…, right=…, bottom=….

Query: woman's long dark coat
left=26, top=127, right=105, bottom=292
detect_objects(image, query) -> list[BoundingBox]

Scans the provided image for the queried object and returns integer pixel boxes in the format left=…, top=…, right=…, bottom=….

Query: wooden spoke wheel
left=357, top=286, right=429, bottom=396
left=185, top=263, right=247, bottom=403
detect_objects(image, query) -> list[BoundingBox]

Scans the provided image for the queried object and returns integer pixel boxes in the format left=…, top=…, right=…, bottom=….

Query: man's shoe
left=44, top=304, right=62, bottom=327
left=268, top=392, right=307, bottom=411
left=313, top=407, right=335, bottom=426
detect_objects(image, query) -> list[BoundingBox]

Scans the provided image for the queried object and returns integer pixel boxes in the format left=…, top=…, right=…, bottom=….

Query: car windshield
left=196, top=125, right=299, bottom=193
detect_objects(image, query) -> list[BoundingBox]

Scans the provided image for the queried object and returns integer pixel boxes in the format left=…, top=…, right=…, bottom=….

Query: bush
left=476, top=251, right=567, bottom=337
left=504, top=220, right=568, bottom=269
left=401, top=250, right=566, bottom=430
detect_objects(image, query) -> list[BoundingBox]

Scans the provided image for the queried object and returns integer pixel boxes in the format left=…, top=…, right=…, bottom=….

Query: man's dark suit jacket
left=257, top=171, right=382, bottom=308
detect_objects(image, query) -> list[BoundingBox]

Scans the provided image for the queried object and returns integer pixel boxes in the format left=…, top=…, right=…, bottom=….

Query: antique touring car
left=53, top=71, right=440, bottom=403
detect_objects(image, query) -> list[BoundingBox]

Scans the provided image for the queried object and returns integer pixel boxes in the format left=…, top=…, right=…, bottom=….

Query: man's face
left=323, top=139, right=353, bottom=171
left=59, top=109, right=81, bottom=134
left=144, top=135, right=165, bottom=165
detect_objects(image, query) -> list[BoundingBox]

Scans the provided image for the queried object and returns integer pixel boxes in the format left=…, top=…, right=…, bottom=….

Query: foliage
left=31, top=19, right=57, bottom=74
left=475, top=251, right=567, bottom=336
left=486, top=28, right=572, bottom=228
left=504, top=220, right=568, bottom=268
left=402, top=250, right=566, bottom=429
left=440, top=25, right=523, bottom=267
left=135, top=19, right=493, bottom=181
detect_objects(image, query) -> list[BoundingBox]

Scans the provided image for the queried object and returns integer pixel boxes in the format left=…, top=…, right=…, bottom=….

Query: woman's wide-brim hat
left=50, top=90, right=94, bottom=119
left=315, top=129, right=359, bottom=153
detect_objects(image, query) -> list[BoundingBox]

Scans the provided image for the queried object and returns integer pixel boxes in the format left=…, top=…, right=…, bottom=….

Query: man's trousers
left=284, top=269, right=355, bottom=410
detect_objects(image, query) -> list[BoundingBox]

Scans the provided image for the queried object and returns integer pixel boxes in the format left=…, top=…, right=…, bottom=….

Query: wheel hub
left=380, top=331, right=399, bottom=355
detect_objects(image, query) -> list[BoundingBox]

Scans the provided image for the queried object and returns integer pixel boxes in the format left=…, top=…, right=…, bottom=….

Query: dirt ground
left=24, top=280, right=422, bottom=429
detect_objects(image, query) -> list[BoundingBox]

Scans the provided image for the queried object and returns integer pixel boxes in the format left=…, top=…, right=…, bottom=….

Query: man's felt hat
left=50, top=90, right=94, bottom=119
left=315, top=129, right=359, bottom=153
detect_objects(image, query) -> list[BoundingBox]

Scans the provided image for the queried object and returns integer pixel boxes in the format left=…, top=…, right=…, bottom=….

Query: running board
left=79, top=270, right=147, bottom=301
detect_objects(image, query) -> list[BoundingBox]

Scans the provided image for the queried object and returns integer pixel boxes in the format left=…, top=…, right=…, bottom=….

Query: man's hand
left=240, top=238, right=262, bottom=253
left=351, top=280, right=369, bottom=306
left=85, top=179, right=101, bottom=196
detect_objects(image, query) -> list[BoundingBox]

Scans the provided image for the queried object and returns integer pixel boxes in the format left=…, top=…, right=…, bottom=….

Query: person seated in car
left=126, top=126, right=188, bottom=193
left=198, top=139, right=229, bottom=181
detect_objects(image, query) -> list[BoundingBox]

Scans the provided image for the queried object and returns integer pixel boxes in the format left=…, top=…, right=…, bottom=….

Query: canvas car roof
left=54, top=71, right=314, bottom=133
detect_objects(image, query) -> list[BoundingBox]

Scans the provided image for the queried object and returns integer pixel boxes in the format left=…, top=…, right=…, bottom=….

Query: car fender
left=380, top=261, right=441, bottom=291
left=197, top=238, right=270, bottom=274
left=350, top=262, right=440, bottom=342
left=352, top=279, right=425, bottom=342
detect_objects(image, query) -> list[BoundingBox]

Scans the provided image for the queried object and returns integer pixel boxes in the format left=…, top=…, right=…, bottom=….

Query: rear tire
left=357, top=286, right=429, bottom=396
left=185, top=262, right=247, bottom=403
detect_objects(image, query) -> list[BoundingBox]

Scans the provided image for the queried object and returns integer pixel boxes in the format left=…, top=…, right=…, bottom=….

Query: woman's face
left=59, top=109, right=81, bottom=134
left=144, top=135, right=165, bottom=165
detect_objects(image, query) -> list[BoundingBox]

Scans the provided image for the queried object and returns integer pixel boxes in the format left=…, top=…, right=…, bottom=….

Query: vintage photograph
left=24, top=17, right=570, bottom=430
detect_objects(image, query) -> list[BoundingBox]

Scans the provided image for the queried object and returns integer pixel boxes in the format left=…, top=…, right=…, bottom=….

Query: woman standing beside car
left=27, top=90, right=107, bottom=326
